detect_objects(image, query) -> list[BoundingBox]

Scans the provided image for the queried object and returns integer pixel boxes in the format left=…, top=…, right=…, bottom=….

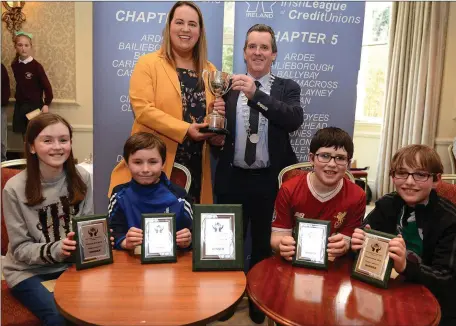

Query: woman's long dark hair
left=24, top=113, right=87, bottom=206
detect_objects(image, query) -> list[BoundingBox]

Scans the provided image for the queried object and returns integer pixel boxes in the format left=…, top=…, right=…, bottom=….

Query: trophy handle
left=220, top=73, right=234, bottom=97
left=202, top=70, right=215, bottom=95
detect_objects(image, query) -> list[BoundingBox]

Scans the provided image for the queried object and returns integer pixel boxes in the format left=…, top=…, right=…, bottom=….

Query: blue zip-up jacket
left=108, top=173, right=193, bottom=249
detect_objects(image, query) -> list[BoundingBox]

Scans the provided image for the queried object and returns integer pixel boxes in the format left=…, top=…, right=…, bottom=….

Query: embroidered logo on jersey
left=334, top=212, right=347, bottom=229
left=25, top=72, right=33, bottom=79
left=294, top=212, right=305, bottom=219
left=272, top=209, right=277, bottom=222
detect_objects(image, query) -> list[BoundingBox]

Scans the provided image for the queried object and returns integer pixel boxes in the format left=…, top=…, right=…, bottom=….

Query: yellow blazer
left=108, top=50, right=217, bottom=203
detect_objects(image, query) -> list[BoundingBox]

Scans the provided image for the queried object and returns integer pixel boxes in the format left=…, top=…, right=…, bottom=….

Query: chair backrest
left=448, top=144, right=456, bottom=176
left=1, top=168, right=24, bottom=255
left=1, top=159, right=26, bottom=169
left=278, top=162, right=355, bottom=188
left=170, top=163, right=191, bottom=193
left=436, top=174, right=456, bottom=205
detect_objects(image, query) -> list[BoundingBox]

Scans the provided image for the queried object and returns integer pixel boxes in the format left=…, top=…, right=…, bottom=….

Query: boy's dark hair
left=389, top=144, right=443, bottom=181
left=243, top=24, right=277, bottom=53
left=123, top=132, right=166, bottom=164
left=309, top=127, right=354, bottom=160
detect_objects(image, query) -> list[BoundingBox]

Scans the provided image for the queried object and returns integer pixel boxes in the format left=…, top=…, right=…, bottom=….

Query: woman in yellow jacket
left=109, top=1, right=224, bottom=204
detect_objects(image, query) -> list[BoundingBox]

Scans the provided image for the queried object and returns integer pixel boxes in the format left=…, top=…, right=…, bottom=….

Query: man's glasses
left=392, top=171, right=434, bottom=182
left=315, top=153, right=349, bottom=166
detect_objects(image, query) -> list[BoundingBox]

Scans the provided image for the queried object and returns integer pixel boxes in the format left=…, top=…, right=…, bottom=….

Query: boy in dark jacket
left=351, top=145, right=456, bottom=326
left=108, top=132, right=193, bottom=251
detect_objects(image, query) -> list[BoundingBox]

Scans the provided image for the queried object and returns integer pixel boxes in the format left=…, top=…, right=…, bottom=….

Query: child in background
left=1, top=62, right=10, bottom=161
left=351, top=145, right=456, bottom=326
left=11, top=31, right=53, bottom=136
left=109, top=132, right=192, bottom=251
left=2, top=113, right=93, bottom=325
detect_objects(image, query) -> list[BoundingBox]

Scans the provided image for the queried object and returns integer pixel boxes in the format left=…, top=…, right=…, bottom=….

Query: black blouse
left=174, top=68, right=206, bottom=203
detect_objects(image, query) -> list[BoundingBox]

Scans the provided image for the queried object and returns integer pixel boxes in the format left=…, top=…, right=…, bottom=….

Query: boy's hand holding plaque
left=351, top=229, right=395, bottom=288
left=292, top=218, right=330, bottom=269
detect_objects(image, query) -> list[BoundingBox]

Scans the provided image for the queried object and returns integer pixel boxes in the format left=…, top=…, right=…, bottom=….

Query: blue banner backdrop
left=233, top=1, right=365, bottom=162
left=93, top=2, right=224, bottom=213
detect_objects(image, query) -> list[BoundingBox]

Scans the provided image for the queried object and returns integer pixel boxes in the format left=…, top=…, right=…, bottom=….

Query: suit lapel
left=160, top=58, right=180, bottom=95
left=269, top=77, right=283, bottom=101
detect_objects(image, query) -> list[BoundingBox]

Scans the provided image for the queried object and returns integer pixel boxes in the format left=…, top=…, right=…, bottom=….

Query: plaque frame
left=72, top=215, right=113, bottom=271
left=292, top=218, right=330, bottom=270
left=351, top=229, right=395, bottom=289
left=141, top=213, right=177, bottom=264
left=192, top=204, right=243, bottom=271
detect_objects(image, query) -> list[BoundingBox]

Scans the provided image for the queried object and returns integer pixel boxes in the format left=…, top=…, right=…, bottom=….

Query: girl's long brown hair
left=161, top=1, right=208, bottom=87
left=24, top=113, right=87, bottom=206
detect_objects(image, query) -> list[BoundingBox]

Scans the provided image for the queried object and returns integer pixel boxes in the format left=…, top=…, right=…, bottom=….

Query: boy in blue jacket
left=109, top=132, right=192, bottom=250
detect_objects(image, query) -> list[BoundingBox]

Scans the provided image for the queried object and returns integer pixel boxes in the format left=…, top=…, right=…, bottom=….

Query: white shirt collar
left=247, top=72, right=271, bottom=89
left=18, top=56, right=33, bottom=64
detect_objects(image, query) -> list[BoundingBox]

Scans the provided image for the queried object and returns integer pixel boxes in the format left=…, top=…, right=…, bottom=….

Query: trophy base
left=200, top=127, right=230, bottom=135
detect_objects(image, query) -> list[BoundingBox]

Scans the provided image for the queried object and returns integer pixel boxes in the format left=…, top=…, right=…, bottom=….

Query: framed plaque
left=141, top=213, right=177, bottom=264
left=351, top=229, right=395, bottom=288
left=72, top=215, right=113, bottom=271
left=192, top=204, right=243, bottom=271
left=292, top=218, right=330, bottom=269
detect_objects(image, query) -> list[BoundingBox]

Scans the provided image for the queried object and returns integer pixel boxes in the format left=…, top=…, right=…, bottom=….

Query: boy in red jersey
left=271, top=127, right=366, bottom=260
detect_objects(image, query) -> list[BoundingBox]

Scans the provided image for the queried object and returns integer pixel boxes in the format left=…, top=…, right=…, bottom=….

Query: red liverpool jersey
left=272, top=172, right=366, bottom=237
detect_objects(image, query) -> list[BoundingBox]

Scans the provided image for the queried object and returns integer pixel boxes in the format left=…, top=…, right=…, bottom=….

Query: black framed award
left=72, top=215, right=113, bottom=271
left=192, top=204, right=243, bottom=271
left=141, top=213, right=177, bottom=264
left=351, top=229, right=395, bottom=289
left=292, top=218, right=330, bottom=270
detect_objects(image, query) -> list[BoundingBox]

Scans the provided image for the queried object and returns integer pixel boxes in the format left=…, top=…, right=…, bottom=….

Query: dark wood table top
left=247, top=255, right=440, bottom=326
left=54, top=250, right=246, bottom=325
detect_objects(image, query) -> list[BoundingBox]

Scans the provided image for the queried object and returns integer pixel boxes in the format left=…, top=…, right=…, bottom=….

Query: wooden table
left=54, top=251, right=246, bottom=325
left=247, top=256, right=440, bottom=326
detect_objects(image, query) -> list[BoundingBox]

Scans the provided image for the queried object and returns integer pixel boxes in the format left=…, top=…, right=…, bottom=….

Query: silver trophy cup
left=201, top=70, right=232, bottom=135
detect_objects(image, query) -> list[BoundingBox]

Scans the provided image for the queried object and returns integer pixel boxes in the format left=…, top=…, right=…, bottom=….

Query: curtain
left=376, top=1, right=449, bottom=196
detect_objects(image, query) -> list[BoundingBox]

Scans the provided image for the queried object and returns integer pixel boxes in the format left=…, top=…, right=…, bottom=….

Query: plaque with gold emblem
left=351, top=229, right=395, bottom=288
left=72, top=215, right=113, bottom=271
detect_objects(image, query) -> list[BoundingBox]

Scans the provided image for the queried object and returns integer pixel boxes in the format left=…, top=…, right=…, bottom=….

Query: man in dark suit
left=212, top=24, right=304, bottom=324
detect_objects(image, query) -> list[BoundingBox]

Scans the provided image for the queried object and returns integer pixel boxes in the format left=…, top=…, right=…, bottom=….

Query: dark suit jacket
left=214, top=76, right=304, bottom=196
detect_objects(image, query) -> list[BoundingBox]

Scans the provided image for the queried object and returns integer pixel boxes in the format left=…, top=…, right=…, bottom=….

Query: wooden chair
left=1, top=161, right=40, bottom=326
left=437, top=174, right=456, bottom=205
left=278, top=162, right=356, bottom=188
left=1, top=159, right=26, bottom=169
left=170, top=163, right=191, bottom=193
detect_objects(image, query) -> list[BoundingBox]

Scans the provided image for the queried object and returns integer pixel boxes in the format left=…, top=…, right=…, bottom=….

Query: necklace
left=240, top=74, right=275, bottom=144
